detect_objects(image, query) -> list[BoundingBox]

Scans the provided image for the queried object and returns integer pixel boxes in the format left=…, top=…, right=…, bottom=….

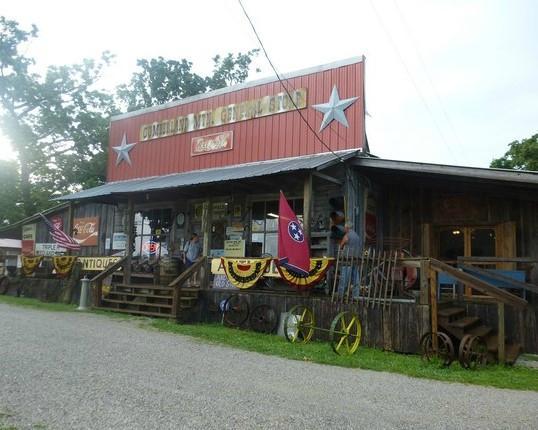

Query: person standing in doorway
left=183, top=233, right=202, bottom=267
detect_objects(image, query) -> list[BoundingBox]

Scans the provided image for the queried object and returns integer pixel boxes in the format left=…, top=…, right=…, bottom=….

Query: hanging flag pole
left=277, top=191, right=310, bottom=275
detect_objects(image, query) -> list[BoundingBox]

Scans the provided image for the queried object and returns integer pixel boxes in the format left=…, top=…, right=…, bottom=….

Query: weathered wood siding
left=199, top=290, right=428, bottom=353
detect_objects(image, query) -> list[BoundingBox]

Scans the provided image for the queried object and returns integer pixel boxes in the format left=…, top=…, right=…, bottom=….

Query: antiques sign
left=139, top=88, right=307, bottom=142
left=35, top=243, right=66, bottom=256
left=79, top=256, right=121, bottom=271
left=73, top=217, right=99, bottom=246
left=191, top=131, right=233, bottom=156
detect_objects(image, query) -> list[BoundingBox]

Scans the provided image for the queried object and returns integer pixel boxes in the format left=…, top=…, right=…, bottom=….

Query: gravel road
left=1, top=304, right=537, bottom=430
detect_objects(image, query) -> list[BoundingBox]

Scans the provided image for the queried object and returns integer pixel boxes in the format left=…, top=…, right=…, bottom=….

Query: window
left=133, top=208, right=172, bottom=260
left=250, top=199, right=303, bottom=257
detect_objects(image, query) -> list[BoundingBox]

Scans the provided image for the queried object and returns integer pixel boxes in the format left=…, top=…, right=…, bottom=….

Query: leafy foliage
left=0, top=159, right=23, bottom=224
left=491, top=133, right=538, bottom=171
left=0, top=17, right=117, bottom=217
left=117, top=50, right=259, bottom=112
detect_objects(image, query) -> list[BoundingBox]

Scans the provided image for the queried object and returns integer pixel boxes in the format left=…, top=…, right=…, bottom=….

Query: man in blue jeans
left=337, top=223, right=361, bottom=300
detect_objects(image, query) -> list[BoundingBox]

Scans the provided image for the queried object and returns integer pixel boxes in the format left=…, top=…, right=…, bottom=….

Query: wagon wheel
left=459, top=334, right=488, bottom=369
left=0, top=276, right=9, bottom=295
left=284, top=305, right=315, bottom=344
left=329, top=311, right=362, bottom=355
left=419, top=331, right=455, bottom=366
left=223, top=294, right=250, bottom=327
left=249, top=304, right=278, bottom=334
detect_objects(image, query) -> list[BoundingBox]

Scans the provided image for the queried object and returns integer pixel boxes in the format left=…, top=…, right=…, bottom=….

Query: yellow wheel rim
left=330, top=311, right=361, bottom=355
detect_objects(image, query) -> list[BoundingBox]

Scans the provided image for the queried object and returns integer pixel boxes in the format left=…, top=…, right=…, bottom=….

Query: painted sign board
left=224, top=240, right=245, bottom=257
left=211, top=258, right=280, bottom=278
left=35, top=243, right=66, bottom=256
left=21, top=224, right=36, bottom=256
left=112, top=233, right=127, bottom=250
left=78, top=256, right=121, bottom=271
left=73, top=217, right=99, bottom=246
left=191, top=131, right=233, bottom=157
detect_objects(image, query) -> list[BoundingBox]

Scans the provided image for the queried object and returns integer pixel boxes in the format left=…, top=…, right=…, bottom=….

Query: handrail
left=90, top=256, right=128, bottom=284
left=459, top=264, right=538, bottom=295
left=430, top=258, right=527, bottom=309
left=457, top=256, right=538, bottom=264
left=168, top=256, right=206, bottom=287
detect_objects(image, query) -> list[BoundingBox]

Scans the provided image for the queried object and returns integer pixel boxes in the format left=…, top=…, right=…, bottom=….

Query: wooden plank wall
left=199, top=290, right=429, bottom=353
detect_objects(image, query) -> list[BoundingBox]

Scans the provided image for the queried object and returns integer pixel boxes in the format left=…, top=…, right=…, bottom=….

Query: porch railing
left=168, top=256, right=207, bottom=319
left=89, top=255, right=129, bottom=307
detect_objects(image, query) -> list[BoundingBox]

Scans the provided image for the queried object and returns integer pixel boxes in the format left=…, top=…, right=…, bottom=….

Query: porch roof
left=352, top=157, right=538, bottom=188
left=56, top=149, right=358, bottom=201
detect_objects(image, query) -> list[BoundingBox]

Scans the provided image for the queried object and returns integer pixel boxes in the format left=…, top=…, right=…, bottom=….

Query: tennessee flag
left=278, top=191, right=310, bottom=275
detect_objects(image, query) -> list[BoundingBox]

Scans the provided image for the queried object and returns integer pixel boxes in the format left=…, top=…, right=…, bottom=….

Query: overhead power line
left=237, top=0, right=345, bottom=163
left=368, top=0, right=459, bottom=164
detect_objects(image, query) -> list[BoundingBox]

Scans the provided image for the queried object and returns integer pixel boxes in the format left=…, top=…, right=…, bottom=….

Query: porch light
left=452, top=230, right=461, bottom=235
left=267, top=213, right=279, bottom=218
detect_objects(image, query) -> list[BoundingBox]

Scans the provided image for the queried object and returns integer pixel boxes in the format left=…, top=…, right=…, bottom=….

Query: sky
left=1, top=0, right=537, bottom=167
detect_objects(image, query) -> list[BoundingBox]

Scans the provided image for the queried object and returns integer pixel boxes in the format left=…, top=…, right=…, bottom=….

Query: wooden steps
left=438, top=305, right=522, bottom=365
left=97, top=282, right=200, bottom=319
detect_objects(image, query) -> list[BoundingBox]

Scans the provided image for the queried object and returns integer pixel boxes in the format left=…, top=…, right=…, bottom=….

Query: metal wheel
left=329, top=311, right=362, bottom=355
left=223, top=294, right=250, bottom=327
left=419, top=331, right=455, bottom=366
left=249, top=304, right=278, bottom=334
left=284, top=305, right=315, bottom=343
left=459, top=334, right=488, bottom=369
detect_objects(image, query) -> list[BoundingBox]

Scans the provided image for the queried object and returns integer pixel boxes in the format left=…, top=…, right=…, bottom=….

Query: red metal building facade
left=107, top=57, right=365, bottom=182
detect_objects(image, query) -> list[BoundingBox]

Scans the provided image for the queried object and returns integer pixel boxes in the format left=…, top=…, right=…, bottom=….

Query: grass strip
left=150, top=320, right=538, bottom=392
left=2, top=296, right=537, bottom=391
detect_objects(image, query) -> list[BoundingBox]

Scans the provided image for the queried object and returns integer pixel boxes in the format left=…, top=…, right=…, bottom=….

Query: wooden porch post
left=303, top=173, right=312, bottom=240
left=498, top=302, right=506, bottom=364
left=201, top=200, right=211, bottom=256
left=419, top=259, right=430, bottom=305
left=124, top=198, right=134, bottom=284
left=429, top=264, right=438, bottom=351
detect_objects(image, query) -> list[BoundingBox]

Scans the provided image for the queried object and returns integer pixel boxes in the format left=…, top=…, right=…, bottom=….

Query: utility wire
left=237, top=0, right=345, bottom=163
left=391, top=0, right=466, bottom=156
left=368, top=0, right=459, bottom=164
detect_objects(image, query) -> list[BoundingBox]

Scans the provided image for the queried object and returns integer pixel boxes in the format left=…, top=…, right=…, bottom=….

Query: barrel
left=159, top=257, right=180, bottom=286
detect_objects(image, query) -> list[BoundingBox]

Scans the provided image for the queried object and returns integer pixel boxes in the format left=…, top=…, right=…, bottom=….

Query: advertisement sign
left=35, top=243, right=66, bottom=256
left=224, top=240, right=245, bottom=257
left=78, top=257, right=121, bottom=271
left=112, top=233, right=127, bottom=250
left=211, top=258, right=280, bottom=278
left=21, top=224, right=36, bottom=256
left=73, top=217, right=99, bottom=246
left=191, top=131, right=233, bottom=157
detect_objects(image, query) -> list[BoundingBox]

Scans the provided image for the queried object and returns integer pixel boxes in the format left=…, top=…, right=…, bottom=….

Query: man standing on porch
left=183, top=233, right=201, bottom=267
left=338, top=223, right=361, bottom=299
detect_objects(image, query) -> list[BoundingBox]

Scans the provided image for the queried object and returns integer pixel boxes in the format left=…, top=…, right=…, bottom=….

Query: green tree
left=117, top=50, right=259, bottom=112
left=491, top=133, right=538, bottom=171
left=0, top=16, right=116, bottom=218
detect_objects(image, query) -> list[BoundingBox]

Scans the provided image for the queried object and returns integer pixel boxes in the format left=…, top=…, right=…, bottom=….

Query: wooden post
left=498, top=302, right=505, bottom=364
left=124, top=198, right=134, bottom=284
left=201, top=200, right=211, bottom=257
left=66, top=202, right=74, bottom=256
left=429, top=267, right=438, bottom=351
left=303, top=173, right=312, bottom=241
left=419, top=259, right=430, bottom=305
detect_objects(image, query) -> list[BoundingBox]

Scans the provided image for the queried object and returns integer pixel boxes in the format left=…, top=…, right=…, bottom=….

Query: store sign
left=73, top=217, right=99, bottom=246
left=211, top=258, right=280, bottom=278
left=35, top=243, right=66, bottom=256
left=142, top=241, right=160, bottom=255
left=112, top=233, right=127, bottom=250
left=79, top=256, right=121, bottom=271
left=21, top=224, right=36, bottom=256
left=191, top=131, right=233, bottom=156
left=50, top=215, right=63, bottom=231
left=224, top=240, right=245, bottom=257
left=139, top=88, right=307, bottom=141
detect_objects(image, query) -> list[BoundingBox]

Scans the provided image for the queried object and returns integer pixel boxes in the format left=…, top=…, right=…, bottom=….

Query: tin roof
left=56, top=149, right=359, bottom=201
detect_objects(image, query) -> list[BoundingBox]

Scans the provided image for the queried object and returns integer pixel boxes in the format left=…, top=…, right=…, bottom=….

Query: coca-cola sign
left=191, top=131, right=233, bottom=156
left=73, top=217, right=99, bottom=246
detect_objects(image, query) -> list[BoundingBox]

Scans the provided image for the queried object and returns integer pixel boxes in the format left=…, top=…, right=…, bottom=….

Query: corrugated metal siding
left=108, top=61, right=365, bottom=181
